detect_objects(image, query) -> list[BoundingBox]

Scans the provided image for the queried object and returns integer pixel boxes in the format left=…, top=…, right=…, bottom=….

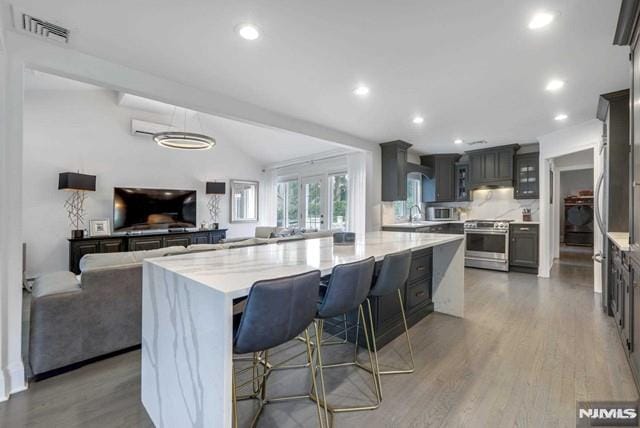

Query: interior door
left=301, top=176, right=327, bottom=230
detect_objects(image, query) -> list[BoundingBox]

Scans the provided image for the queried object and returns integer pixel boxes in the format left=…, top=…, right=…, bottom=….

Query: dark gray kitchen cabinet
left=467, top=145, right=519, bottom=188
left=514, top=153, right=539, bottom=199
left=509, top=224, right=539, bottom=273
left=380, top=140, right=412, bottom=201
left=324, top=248, right=433, bottom=348
left=455, top=163, right=470, bottom=201
left=420, top=154, right=461, bottom=202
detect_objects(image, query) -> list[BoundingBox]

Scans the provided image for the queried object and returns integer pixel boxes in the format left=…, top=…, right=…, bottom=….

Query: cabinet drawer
left=163, top=235, right=192, bottom=247
left=409, top=253, right=432, bottom=283
left=407, top=280, right=430, bottom=309
left=511, top=224, right=538, bottom=233
left=128, top=237, right=163, bottom=251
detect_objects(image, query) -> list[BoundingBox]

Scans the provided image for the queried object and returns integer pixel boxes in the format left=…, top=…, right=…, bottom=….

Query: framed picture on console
left=89, top=219, right=111, bottom=237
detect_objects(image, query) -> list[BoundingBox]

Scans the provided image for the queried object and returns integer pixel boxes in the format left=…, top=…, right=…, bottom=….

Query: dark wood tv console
left=68, top=229, right=227, bottom=274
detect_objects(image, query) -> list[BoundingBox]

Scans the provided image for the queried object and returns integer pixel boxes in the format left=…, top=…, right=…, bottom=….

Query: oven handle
left=464, top=256, right=508, bottom=263
left=464, top=230, right=508, bottom=235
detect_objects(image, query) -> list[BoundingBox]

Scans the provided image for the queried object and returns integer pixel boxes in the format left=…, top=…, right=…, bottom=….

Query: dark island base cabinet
left=324, top=248, right=433, bottom=349
left=68, top=229, right=227, bottom=274
left=509, top=224, right=539, bottom=274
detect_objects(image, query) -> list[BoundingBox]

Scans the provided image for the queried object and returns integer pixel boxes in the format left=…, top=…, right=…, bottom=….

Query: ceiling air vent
left=13, top=9, right=70, bottom=44
left=466, top=140, right=488, bottom=146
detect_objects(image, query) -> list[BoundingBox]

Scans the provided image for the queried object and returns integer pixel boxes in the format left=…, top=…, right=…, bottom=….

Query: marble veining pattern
left=145, top=231, right=463, bottom=299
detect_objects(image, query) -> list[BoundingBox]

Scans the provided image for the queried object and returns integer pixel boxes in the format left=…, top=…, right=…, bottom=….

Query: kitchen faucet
left=409, top=204, right=422, bottom=223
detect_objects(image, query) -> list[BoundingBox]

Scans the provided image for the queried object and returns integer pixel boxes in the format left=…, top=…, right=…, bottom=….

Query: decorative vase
left=71, top=229, right=84, bottom=239
left=212, top=223, right=219, bottom=230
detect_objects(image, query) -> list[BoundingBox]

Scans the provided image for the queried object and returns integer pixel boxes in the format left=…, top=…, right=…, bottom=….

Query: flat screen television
left=113, top=187, right=197, bottom=232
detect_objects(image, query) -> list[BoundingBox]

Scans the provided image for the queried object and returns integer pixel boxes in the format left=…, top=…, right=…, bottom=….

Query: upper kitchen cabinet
left=454, top=162, right=470, bottom=201
left=514, top=152, right=539, bottom=199
left=380, top=140, right=412, bottom=201
left=420, top=154, right=461, bottom=202
left=467, top=144, right=520, bottom=189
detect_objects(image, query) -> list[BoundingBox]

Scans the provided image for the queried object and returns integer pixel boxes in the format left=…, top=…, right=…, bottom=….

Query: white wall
left=559, top=168, right=594, bottom=242
left=23, top=88, right=266, bottom=276
left=538, top=120, right=602, bottom=289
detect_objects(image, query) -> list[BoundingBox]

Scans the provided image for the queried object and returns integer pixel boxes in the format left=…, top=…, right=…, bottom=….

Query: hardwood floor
left=1, top=264, right=636, bottom=427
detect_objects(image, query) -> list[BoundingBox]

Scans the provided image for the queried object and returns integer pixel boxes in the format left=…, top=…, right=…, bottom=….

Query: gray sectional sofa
left=29, top=228, right=333, bottom=377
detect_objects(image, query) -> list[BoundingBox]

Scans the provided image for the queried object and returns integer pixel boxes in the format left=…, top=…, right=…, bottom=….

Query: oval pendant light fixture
left=153, top=107, right=216, bottom=150
left=153, top=132, right=215, bottom=150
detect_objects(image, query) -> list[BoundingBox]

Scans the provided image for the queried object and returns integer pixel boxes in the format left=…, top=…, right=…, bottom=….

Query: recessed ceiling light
left=545, top=79, right=565, bottom=92
left=528, top=11, right=555, bottom=30
left=554, top=113, right=568, bottom=121
left=412, top=116, right=424, bottom=125
left=237, top=24, right=260, bottom=40
left=454, top=139, right=463, bottom=145
left=353, top=85, right=370, bottom=96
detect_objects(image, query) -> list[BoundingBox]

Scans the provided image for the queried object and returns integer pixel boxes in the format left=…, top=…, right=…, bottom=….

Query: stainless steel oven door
left=464, top=229, right=509, bottom=261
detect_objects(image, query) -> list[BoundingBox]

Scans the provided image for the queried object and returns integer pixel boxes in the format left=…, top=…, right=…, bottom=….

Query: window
left=276, top=179, right=299, bottom=228
left=394, top=173, right=422, bottom=220
left=329, top=173, right=348, bottom=230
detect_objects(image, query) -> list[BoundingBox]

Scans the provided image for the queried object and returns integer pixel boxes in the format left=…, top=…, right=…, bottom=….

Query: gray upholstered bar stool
left=232, top=270, right=325, bottom=428
left=363, top=249, right=414, bottom=400
left=312, top=257, right=379, bottom=426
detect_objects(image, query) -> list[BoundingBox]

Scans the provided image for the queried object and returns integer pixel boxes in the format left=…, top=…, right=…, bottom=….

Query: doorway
left=301, top=175, right=327, bottom=230
left=550, top=149, right=595, bottom=286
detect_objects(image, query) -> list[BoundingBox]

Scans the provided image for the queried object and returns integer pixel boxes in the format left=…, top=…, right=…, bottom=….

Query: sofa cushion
left=79, top=252, right=137, bottom=272
left=186, top=244, right=226, bottom=252
left=79, top=246, right=188, bottom=272
left=32, top=271, right=81, bottom=298
left=255, top=226, right=277, bottom=239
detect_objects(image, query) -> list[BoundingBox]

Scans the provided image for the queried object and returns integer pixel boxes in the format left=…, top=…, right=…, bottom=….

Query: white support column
left=0, top=46, right=26, bottom=401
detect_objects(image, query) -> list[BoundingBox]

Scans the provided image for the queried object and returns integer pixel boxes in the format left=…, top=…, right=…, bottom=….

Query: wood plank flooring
left=1, top=262, right=637, bottom=427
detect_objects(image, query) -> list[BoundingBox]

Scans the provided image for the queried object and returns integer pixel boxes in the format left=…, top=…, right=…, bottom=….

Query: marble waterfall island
left=141, top=231, right=464, bottom=427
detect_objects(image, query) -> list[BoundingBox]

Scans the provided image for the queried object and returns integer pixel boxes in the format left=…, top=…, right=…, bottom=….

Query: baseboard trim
left=0, top=361, right=27, bottom=402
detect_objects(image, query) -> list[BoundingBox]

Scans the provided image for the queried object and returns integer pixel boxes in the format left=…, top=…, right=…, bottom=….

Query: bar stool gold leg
left=394, top=288, right=416, bottom=374
left=365, top=298, right=383, bottom=401
left=358, top=304, right=382, bottom=407
left=313, top=320, right=331, bottom=427
left=304, top=328, right=326, bottom=428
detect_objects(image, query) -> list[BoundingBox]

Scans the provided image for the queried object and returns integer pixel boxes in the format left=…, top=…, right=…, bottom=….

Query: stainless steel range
left=463, top=220, right=512, bottom=271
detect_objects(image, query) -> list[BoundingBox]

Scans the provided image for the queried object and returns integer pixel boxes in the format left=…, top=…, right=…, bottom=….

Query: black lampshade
left=206, top=182, right=226, bottom=195
left=58, top=172, right=96, bottom=191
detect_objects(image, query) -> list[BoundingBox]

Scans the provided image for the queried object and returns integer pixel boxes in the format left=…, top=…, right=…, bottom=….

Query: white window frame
left=328, top=171, right=349, bottom=231
left=276, top=178, right=299, bottom=228
left=394, top=173, right=422, bottom=221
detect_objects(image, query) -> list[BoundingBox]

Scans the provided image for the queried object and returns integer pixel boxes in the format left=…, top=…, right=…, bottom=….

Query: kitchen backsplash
left=382, top=188, right=539, bottom=223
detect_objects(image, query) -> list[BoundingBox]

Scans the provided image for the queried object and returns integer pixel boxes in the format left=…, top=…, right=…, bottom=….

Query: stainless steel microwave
left=426, top=207, right=460, bottom=221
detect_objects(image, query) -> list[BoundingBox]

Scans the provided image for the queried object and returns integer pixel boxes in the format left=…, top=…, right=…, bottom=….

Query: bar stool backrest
left=317, top=257, right=375, bottom=319
left=369, top=250, right=412, bottom=297
left=234, top=270, right=320, bottom=354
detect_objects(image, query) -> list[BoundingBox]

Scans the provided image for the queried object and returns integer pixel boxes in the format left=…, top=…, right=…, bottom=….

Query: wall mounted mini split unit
left=11, top=6, right=71, bottom=44
left=130, top=119, right=176, bottom=137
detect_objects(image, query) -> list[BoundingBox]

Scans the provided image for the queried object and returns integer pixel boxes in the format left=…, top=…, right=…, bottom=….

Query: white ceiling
left=24, top=71, right=344, bottom=165
left=12, top=0, right=629, bottom=154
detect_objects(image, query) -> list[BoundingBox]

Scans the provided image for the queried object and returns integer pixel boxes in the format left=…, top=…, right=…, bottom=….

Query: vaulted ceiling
left=10, top=0, right=629, bottom=153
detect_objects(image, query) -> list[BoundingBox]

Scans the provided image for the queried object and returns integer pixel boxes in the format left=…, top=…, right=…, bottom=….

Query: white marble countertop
left=145, top=231, right=464, bottom=299
left=510, top=221, right=540, bottom=225
left=382, top=220, right=465, bottom=228
left=608, top=232, right=630, bottom=251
